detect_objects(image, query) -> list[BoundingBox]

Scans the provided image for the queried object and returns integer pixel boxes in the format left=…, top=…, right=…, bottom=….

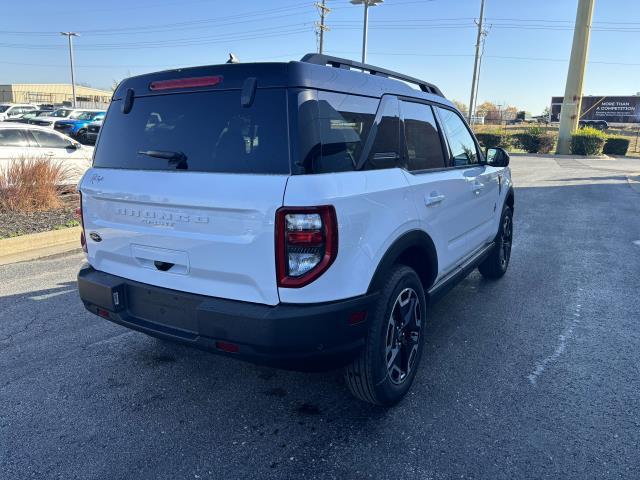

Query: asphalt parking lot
left=1, top=155, right=639, bottom=479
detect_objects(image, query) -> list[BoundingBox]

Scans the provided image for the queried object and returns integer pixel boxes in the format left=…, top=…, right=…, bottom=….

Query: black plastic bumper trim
left=77, top=266, right=378, bottom=371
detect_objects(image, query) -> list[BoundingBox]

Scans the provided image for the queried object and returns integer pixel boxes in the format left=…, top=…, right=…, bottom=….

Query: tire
left=478, top=205, right=513, bottom=279
left=76, top=129, right=87, bottom=143
left=344, top=265, right=426, bottom=406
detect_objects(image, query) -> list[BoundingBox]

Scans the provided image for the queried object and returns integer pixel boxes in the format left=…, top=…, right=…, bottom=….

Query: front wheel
left=478, top=205, right=513, bottom=279
left=344, top=265, right=426, bottom=406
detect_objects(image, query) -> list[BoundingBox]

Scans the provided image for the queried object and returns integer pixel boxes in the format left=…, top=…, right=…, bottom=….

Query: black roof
left=113, top=53, right=452, bottom=108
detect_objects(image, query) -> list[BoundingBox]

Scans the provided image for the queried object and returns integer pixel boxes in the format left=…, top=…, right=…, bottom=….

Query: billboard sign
left=550, top=96, right=640, bottom=123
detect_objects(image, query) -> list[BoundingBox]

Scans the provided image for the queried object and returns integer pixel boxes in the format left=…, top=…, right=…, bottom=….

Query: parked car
left=28, top=108, right=103, bottom=129
left=82, top=119, right=103, bottom=144
left=54, top=111, right=106, bottom=140
left=77, top=54, right=514, bottom=406
left=4, top=109, right=54, bottom=123
left=0, top=104, right=38, bottom=121
left=579, top=119, right=609, bottom=130
left=0, top=123, right=93, bottom=185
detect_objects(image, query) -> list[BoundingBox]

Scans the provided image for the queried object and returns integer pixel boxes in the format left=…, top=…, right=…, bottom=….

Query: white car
left=28, top=108, right=104, bottom=129
left=0, top=103, right=38, bottom=122
left=0, top=123, right=93, bottom=185
left=76, top=54, right=514, bottom=406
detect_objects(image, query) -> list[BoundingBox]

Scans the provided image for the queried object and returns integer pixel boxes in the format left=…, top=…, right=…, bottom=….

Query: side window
left=363, top=96, right=401, bottom=171
left=436, top=107, right=479, bottom=166
left=314, top=91, right=377, bottom=173
left=0, top=129, right=29, bottom=147
left=30, top=130, right=73, bottom=149
left=400, top=101, right=446, bottom=171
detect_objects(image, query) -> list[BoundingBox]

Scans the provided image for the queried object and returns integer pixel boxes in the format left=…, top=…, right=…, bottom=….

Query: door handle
left=424, top=193, right=446, bottom=207
left=43, top=151, right=55, bottom=157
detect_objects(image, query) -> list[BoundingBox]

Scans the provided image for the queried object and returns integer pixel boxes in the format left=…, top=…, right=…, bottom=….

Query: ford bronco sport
left=77, top=54, right=514, bottom=406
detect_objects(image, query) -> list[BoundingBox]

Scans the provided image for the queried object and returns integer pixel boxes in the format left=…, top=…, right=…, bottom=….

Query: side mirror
left=69, top=142, right=81, bottom=150
left=486, top=147, right=510, bottom=167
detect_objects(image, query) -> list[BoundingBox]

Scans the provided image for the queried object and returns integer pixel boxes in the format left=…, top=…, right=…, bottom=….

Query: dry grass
left=0, top=157, right=73, bottom=213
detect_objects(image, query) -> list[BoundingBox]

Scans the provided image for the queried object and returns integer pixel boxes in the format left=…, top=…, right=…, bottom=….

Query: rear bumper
left=77, top=266, right=377, bottom=371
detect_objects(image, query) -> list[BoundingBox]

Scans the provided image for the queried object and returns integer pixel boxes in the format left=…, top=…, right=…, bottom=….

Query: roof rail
left=300, top=53, right=443, bottom=97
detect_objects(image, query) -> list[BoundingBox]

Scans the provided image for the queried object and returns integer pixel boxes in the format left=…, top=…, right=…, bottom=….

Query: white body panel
left=402, top=164, right=501, bottom=278
left=81, top=163, right=511, bottom=306
left=80, top=169, right=288, bottom=306
left=280, top=169, right=417, bottom=304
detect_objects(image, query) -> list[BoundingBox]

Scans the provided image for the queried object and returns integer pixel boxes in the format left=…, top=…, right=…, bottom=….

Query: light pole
left=350, top=0, right=383, bottom=64
left=60, top=32, right=79, bottom=107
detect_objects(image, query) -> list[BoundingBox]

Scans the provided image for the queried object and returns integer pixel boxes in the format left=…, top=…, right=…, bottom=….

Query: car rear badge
left=89, top=232, right=102, bottom=242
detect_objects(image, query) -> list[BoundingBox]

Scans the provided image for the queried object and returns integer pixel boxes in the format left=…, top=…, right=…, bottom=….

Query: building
left=0, top=83, right=111, bottom=108
left=550, top=95, right=640, bottom=124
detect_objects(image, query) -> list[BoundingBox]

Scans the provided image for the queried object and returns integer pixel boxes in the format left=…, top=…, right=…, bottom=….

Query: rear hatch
left=80, top=72, right=291, bottom=306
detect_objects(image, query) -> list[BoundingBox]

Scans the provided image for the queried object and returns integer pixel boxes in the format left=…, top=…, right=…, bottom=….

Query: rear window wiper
left=137, top=150, right=188, bottom=169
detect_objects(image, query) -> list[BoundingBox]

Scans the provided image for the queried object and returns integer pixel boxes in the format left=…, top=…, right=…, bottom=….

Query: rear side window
left=400, top=101, right=446, bottom=171
left=93, top=89, right=290, bottom=174
left=0, top=129, right=29, bottom=147
left=30, top=130, right=73, bottom=149
left=297, top=91, right=377, bottom=174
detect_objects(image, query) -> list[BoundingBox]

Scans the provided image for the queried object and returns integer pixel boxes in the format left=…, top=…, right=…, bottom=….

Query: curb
left=510, top=153, right=613, bottom=160
left=0, top=226, right=82, bottom=266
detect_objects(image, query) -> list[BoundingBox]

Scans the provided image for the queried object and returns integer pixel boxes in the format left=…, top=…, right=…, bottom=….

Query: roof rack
left=300, top=53, right=443, bottom=97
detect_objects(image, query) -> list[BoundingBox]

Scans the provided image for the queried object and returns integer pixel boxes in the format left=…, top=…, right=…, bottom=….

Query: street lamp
left=60, top=32, right=79, bottom=107
left=350, top=0, right=383, bottom=64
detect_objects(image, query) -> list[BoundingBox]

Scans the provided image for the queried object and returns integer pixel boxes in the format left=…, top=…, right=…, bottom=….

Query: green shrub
left=570, top=127, right=606, bottom=156
left=513, top=126, right=555, bottom=153
left=603, top=136, right=630, bottom=156
left=475, top=131, right=511, bottom=149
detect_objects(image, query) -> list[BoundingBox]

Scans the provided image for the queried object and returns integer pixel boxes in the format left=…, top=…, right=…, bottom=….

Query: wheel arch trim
left=367, top=229, right=438, bottom=294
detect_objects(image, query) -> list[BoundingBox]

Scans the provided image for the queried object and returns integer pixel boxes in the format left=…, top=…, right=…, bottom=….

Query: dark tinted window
left=94, top=89, right=290, bottom=174
left=31, top=130, right=73, bottom=148
left=0, top=129, right=29, bottom=147
left=400, top=101, right=446, bottom=171
left=436, top=107, right=478, bottom=166
left=298, top=91, right=377, bottom=173
left=362, top=96, right=401, bottom=171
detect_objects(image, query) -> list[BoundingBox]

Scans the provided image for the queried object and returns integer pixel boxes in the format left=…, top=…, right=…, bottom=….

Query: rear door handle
left=424, top=193, right=446, bottom=207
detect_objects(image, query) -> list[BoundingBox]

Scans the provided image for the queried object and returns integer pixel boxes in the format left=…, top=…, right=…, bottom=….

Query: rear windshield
left=93, top=89, right=290, bottom=174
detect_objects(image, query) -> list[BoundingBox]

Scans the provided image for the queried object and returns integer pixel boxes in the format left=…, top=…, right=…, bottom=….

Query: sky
left=1, top=0, right=639, bottom=114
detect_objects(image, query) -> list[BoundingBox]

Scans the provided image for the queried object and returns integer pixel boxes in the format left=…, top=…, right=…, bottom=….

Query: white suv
left=0, top=103, right=38, bottom=121
left=77, top=54, right=514, bottom=406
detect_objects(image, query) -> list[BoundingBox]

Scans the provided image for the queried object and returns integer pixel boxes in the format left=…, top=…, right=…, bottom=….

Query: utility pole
left=351, top=0, right=383, bottom=64
left=60, top=32, right=79, bottom=107
left=468, top=0, right=485, bottom=123
left=473, top=27, right=489, bottom=120
left=315, top=0, right=331, bottom=54
left=556, top=0, right=595, bottom=154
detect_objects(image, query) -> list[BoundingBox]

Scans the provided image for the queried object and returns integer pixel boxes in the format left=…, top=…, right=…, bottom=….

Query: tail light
left=276, top=206, right=338, bottom=288
left=76, top=191, right=87, bottom=253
